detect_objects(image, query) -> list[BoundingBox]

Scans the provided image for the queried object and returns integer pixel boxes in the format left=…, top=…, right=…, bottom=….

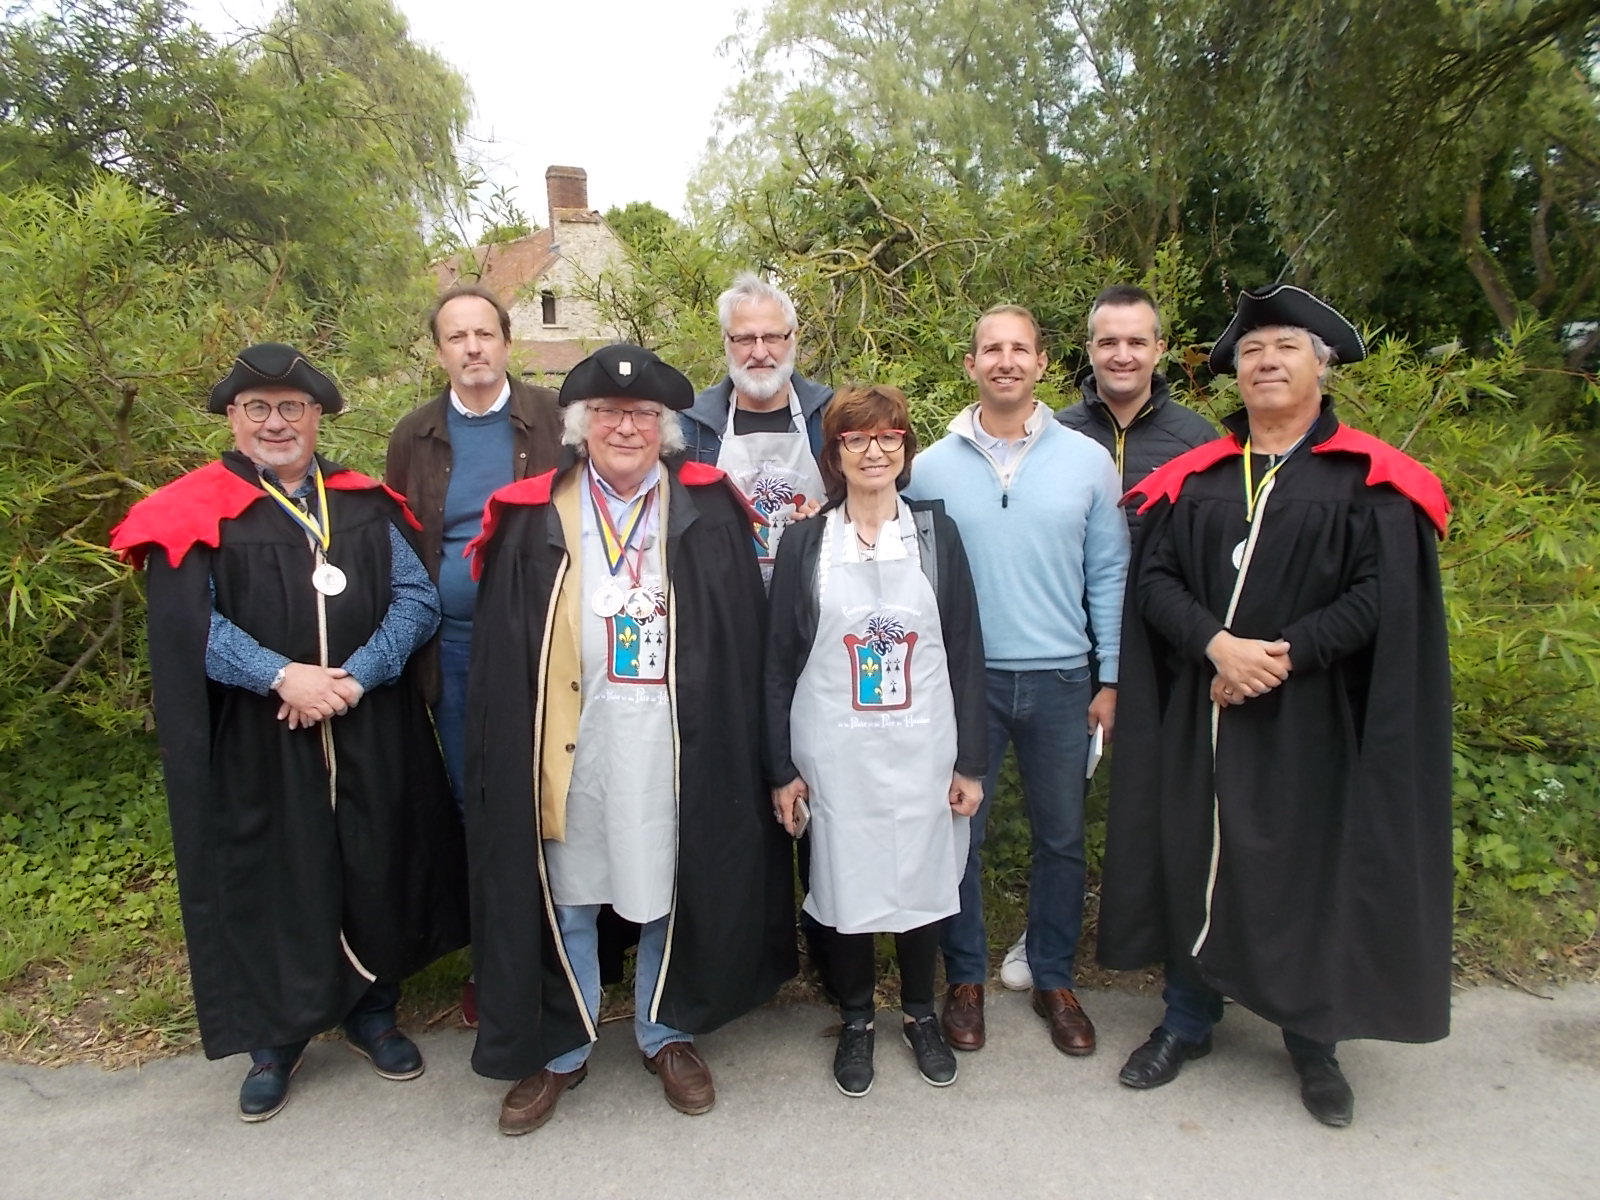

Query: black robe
left=1099, top=405, right=1454, bottom=1044
left=112, top=452, right=468, bottom=1058
left=464, top=458, right=797, bottom=1081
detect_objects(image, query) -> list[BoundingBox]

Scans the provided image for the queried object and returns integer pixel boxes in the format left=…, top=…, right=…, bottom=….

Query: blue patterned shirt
left=203, top=467, right=440, bottom=694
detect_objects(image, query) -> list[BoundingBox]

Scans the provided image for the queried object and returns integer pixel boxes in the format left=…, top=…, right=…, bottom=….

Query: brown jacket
left=385, top=375, right=563, bottom=699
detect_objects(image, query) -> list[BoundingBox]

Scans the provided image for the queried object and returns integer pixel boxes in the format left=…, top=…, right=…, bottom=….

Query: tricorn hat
left=1208, top=284, right=1366, bottom=375
left=557, top=343, right=693, bottom=411
left=208, top=342, right=344, bottom=414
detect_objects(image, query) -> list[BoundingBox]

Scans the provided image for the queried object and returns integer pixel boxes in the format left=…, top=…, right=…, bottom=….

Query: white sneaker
left=999, top=929, right=1032, bottom=991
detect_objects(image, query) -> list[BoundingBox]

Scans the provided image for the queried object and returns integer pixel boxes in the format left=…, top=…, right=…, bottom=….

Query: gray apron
left=715, top=387, right=826, bottom=587
left=791, top=508, right=968, bottom=934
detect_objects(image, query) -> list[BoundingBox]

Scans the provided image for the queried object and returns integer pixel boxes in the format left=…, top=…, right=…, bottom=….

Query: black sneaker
left=833, top=1019, right=875, bottom=1097
left=902, top=1013, right=958, bottom=1086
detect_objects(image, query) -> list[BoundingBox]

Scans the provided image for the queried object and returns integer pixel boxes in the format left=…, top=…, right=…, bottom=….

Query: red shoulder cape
left=1124, top=425, right=1450, bottom=536
left=110, top=460, right=416, bottom=569
left=467, top=462, right=762, bottom=581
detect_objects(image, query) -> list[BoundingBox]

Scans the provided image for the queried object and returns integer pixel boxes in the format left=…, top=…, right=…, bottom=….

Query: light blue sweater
left=906, top=406, right=1128, bottom=679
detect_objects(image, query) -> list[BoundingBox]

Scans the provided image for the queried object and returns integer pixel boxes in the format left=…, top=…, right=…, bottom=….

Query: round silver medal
left=591, top=581, right=625, bottom=618
left=312, top=563, right=347, bottom=595
left=1231, top=540, right=1246, bottom=570
left=624, top=587, right=656, bottom=620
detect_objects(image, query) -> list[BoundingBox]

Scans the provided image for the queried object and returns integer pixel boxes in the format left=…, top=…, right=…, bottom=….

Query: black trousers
left=820, top=920, right=941, bottom=1024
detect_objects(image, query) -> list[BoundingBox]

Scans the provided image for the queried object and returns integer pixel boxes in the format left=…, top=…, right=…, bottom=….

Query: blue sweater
left=906, top=406, right=1128, bottom=679
left=440, top=403, right=516, bottom=639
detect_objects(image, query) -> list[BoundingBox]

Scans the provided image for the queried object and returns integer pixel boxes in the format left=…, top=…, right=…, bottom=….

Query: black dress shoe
left=239, top=1049, right=304, bottom=1122
left=1118, top=1026, right=1212, bottom=1090
left=1294, top=1055, right=1354, bottom=1127
left=345, top=1024, right=424, bottom=1081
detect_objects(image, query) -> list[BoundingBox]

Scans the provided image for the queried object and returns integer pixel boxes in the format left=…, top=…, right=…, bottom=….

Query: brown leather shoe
left=498, top=1064, right=587, bottom=1136
left=642, top=1041, right=715, bottom=1115
left=1032, top=987, right=1096, bottom=1056
left=941, top=982, right=986, bottom=1051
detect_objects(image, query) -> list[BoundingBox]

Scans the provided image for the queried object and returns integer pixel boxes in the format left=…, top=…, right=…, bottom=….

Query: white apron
left=715, top=387, right=826, bottom=587
left=546, top=478, right=676, bottom=924
left=791, top=508, right=968, bottom=934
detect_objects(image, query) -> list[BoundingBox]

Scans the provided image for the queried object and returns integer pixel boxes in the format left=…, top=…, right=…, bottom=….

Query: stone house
left=433, top=165, right=628, bottom=379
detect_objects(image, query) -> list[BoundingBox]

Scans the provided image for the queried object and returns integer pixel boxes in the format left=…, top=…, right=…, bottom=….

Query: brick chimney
left=546, top=165, right=588, bottom=231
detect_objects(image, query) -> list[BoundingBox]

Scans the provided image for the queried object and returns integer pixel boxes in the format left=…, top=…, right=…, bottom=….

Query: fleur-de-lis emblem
left=618, top=626, right=637, bottom=648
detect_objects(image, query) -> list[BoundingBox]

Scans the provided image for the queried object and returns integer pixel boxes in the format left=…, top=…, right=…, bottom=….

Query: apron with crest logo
left=715, top=388, right=826, bottom=587
left=790, top=508, right=967, bottom=934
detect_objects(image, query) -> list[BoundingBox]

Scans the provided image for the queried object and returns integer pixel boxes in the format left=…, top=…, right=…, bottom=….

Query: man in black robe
left=1098, top=286, right=1453, bottom=1127
left=464, top=344, right=795, bottom=1135
left=111, top=343, right=467, bottom=1122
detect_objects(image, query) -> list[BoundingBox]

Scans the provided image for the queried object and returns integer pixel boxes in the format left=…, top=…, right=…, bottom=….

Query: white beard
left=728, top=356, right=795, bottom=404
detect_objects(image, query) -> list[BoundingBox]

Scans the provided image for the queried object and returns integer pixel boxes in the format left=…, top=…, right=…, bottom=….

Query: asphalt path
left=3, top=982, right=1596, bottom=1199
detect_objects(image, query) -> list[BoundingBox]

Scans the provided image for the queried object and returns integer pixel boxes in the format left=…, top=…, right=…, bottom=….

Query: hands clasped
left=275, top=663, right=366, bottom=729
left=1206, top=631, right=1293, bottom=708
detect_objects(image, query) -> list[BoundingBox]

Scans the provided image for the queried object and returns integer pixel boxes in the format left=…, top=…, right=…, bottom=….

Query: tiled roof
left=432, top=230, right=558, bottom=297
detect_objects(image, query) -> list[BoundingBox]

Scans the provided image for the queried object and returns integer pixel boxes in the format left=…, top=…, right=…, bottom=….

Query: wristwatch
left=270, top=666, right=288, bottom=692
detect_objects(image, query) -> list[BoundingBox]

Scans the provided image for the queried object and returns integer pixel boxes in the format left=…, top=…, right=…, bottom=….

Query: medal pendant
left=592, top=581, right=625, bottom=618
left=624, top=587, right=656, bottom=620
left=1231, top=540, right=1246, bottom=570
left=312, top=563, right=347, bottom=596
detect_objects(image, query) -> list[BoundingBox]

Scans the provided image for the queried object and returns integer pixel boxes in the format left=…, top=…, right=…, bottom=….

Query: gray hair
left=562, top=401, right=686, bottom=455
left=1233, top=327, right=1336, bottom=381
left=717, top=272, right=797, bottom=333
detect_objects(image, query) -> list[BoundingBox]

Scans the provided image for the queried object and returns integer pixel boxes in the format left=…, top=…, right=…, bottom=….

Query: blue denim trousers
left=545, top=905, right=691, bottom=1073
left=942, top=666, right=1092, bottom=991
left=1161, top=957, right=1336, bottom=1059
left=434, top=635, right=471, bottom=813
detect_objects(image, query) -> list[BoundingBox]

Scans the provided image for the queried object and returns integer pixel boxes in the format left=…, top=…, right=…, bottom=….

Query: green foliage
left=1451, top=750, right=1599, bottom=973
left=0, top=0, right=468, bottom=753
left=0, top=718, right=193, bottom=1055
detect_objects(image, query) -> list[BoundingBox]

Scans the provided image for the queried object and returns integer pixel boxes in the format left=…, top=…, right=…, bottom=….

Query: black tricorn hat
left=557, top=343, right=693, bottom=411
left=208, top=342, right=344, bottom=414
left=1208, top=285, right=1366, bottom=375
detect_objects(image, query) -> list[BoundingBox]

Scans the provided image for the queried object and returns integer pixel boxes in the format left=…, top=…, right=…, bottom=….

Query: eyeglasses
left=725, top=331, right=794, bottom=350
left=589, top=405, right=662, bottom=429
left=838, top=429, right=906, bottom=454
left=236, top=398, right=313, bottom=423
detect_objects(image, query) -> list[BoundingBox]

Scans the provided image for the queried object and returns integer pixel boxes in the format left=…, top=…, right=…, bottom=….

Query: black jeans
left=821, top=921, right=941, bottom=1024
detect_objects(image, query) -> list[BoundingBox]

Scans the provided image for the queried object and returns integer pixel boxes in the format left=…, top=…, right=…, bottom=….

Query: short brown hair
left=971, top=303, right=1043, bottom=355
left=819, top=385, right=919, bottom=506
left=428, top=284, right=512, bottom=345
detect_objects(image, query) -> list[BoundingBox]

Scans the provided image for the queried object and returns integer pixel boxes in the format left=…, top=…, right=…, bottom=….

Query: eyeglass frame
left=837, top=429, right=907, bottom=454
left=233, top=397, right=317, bottom=423
left=587, top=404, right=664, bottom=429
left=724, top=330, right=795, bottom=350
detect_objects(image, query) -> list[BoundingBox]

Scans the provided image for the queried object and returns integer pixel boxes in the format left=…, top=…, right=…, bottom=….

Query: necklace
left=845, top=503, right=882, bottom=561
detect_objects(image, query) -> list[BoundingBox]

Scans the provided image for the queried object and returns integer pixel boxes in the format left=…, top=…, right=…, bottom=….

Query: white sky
left=188, top=0, right=752, bottom=223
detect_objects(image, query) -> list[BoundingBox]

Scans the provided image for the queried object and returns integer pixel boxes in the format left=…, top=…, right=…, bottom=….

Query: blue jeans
left=1161, top=957, right=1336, bottom=1059
left=434, top=636, right=471, bottom=813
left=545, top=905, right=691, bottom=1074
left=942, top=666, right=1092, bottom=991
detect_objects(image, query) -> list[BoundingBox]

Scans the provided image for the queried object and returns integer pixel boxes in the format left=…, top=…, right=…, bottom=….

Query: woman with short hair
left=765, top=384, right=986, bottom=1097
